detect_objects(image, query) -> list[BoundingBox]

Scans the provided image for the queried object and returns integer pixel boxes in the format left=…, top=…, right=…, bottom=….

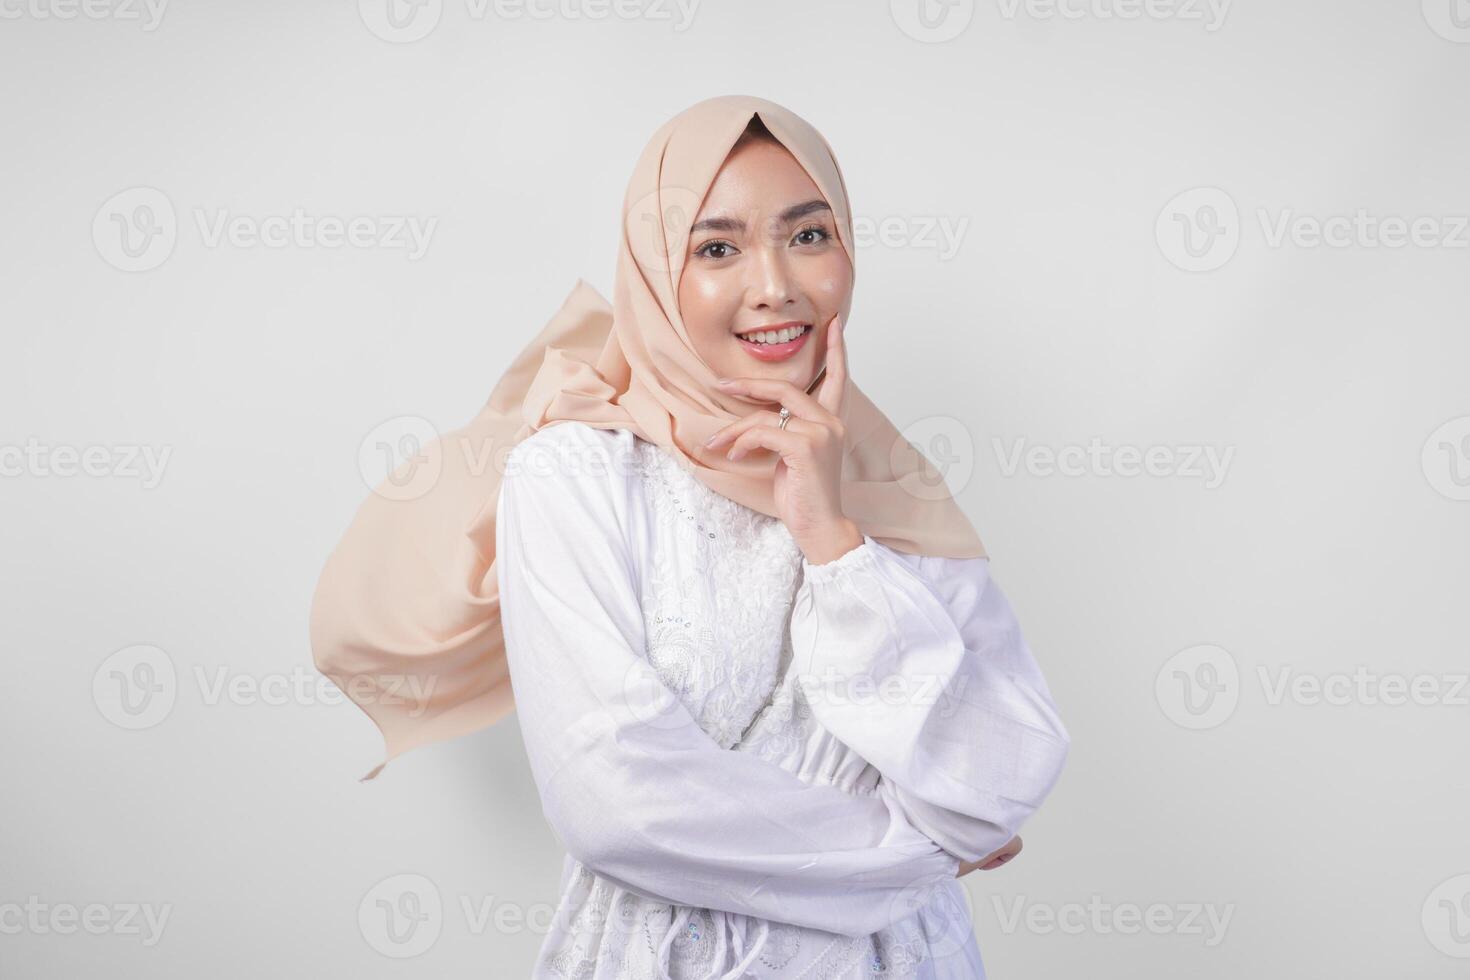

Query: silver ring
left=777, top=406, right=792, bottom=431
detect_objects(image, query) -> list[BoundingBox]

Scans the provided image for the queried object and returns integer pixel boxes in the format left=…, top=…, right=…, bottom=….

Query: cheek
left=681, top=272, right=732, bottom=310
left=677, top=270, right=741, bottom=350
left=799, top=256, right=853, bottom=304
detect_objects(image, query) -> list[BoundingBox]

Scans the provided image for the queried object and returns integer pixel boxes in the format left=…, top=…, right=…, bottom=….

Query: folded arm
left=495, top=424, right=959, bottom=937
left=790, top=535, right=1071, bottom=864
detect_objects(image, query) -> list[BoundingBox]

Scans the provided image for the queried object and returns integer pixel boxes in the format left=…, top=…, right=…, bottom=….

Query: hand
left=703, top=314, right=861, bottom=564
left=956, top=836, right=1023, bottom=877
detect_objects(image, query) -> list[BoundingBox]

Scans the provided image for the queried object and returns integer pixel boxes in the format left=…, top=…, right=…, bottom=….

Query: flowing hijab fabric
left=310, top=94, right=986, bottom=781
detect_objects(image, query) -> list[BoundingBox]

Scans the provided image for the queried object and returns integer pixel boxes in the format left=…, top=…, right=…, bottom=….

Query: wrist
left=799, top=517, right=864, bottom=566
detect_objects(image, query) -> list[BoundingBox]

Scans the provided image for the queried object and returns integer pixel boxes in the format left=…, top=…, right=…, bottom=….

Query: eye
left=791, top=222, right=830, bottom=247
left=694, top=239, right=738, bottom=260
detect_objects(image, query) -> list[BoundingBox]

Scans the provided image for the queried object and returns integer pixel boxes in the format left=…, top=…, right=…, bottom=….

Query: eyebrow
left=689, top=198, right=832, bottom=235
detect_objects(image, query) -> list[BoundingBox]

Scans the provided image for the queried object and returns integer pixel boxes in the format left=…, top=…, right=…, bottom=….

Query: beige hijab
left=310, top=94, right=986, bottom=781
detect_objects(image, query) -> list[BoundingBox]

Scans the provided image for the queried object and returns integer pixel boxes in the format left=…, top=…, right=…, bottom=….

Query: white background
left=3, top=0, right=1468, bottom=976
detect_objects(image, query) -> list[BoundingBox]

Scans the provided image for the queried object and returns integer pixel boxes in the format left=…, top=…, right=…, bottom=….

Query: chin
left=769, top=361, right=816, bottom=391
left=718, top=337, right=817, bottom=393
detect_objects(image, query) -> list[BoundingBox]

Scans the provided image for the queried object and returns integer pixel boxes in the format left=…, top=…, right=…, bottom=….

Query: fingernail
left=716, top=377, right=734, bottom=385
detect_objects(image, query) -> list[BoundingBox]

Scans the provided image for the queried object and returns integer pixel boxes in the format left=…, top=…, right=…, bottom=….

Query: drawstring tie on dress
left=655, top=906, right=771, bottom=980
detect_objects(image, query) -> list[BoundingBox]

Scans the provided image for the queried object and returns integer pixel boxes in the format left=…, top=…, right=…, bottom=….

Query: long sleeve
left=789, top=534, right=1071, bottom=865
left=494, top=423, right=959, bottom=938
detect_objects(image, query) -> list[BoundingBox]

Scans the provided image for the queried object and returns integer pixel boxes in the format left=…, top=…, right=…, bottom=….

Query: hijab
left=309, top=94, right=986, bottom=781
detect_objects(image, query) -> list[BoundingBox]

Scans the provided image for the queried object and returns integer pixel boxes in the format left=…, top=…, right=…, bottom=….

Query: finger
left=703, top=410, right=782, bottom=450
left=977, top=836, right=1022, bottom=865
left=725, top=418, right=815, bottom=462
left=716, top=377, right=838, bottom=428
left=815, top=312, right=849, bottom=419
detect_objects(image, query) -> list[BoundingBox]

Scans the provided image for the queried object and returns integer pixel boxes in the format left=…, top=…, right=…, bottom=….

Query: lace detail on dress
left=737, top=632, right=811, bottom=764
left=630, top=438, right=803, bottom=749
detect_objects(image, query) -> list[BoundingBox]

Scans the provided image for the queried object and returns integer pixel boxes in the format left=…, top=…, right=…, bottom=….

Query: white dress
left=494, top=421, right=1071, bottom=980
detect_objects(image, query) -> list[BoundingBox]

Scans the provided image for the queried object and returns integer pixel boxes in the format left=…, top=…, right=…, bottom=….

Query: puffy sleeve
left=494, top=423, right=959, bottom=938
left=789, top=534, right=1071, bottom=865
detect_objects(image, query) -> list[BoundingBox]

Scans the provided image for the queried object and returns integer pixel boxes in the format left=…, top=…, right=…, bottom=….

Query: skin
left=682, top=136, right=861, bottom=565
left=960, top=835, right=1023, bottom=877
left=677, top=136, right=851, bottom=394
left=685, top=137, right=1026, bottom=878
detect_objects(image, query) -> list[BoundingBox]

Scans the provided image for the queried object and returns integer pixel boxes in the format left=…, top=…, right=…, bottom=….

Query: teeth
left=745, top=325, right=807, bottom=345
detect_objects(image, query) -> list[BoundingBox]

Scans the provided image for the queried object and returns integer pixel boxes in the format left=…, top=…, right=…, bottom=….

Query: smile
left=735, top=323, right=812, bottom=362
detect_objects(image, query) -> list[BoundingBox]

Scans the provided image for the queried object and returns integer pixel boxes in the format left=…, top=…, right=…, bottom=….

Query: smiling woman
left=310, top=94, right=1070, bottom=980
left=679, top=115, right=848, bottom=378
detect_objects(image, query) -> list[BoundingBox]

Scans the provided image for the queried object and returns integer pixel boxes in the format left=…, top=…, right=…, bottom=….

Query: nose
left=747, top=239, right=797, bottom=313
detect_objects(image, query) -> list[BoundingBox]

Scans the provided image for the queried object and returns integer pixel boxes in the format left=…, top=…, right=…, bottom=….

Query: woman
left=311, top=95, right=1070, bottom=978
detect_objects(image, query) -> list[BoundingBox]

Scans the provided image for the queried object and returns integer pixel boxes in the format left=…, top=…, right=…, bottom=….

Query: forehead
left=695, top=139, right=826, bottom=217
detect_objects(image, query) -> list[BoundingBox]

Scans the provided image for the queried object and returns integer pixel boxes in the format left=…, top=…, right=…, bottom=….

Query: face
left=677, top=137, right=853, bottom=398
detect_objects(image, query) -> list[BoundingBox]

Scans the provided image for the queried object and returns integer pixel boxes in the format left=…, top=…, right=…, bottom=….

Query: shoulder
left=500, top=422, right=649, bottom=533
left=496, top=424, right=651, bottom=604
left=509, top=419, right=638, bottom=455
left=504, top=421, right=644, bottom=485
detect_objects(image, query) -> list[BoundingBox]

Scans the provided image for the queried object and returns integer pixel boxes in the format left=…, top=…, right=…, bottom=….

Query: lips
left=736, top=323, right=812, bottom=362
left=735, top=320, right=810, bottom=342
